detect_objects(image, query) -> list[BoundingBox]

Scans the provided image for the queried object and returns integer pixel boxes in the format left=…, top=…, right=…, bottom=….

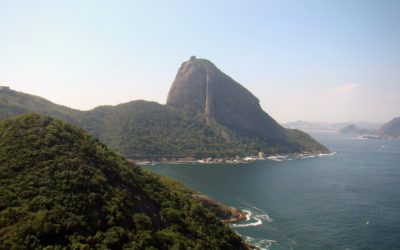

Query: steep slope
left=338, top=124, right=370, bottom=135
left=0, top=113, right=245, bottom=249
left=285, top=129, right=331, bottom=152
left=0, top=87, right=245, bottom=159
left=166, top=57, right=328, bottom=153
left=82, top=101, right=329, bottom=158
left=0, top=57, right=330, bottom=158
left=167, top=56, right=286, bottom=140
left=0, top=86, right=80, bottom=125
left=0, top=85, right=328, bottom=159
left=375, top=117, right=400, bottom=137
left=81, top=101, right=247, bottom=159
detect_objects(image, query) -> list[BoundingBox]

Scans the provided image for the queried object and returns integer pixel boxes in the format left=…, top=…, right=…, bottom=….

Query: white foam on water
left=320, top=152, right=336, bottom=157
left=352, top=136, right=367, bottom=140
left=258, top=239, right=278, bottom=250
left=255, top=214, right=273, bottom=223
left=232, top=217, right=263, bottom=228
left=242, top=209, right=252, bottom=221
left=232, top=208, right=278, bottom=249
left=300, top=152, right=336, bottom=159
left=267, top=152, right=336, bottom=162
left=232, top=207, right=299, bottom=250
left=244, top=236, right=277, bottom=250
left=267, top=156, right=283, bottom=161
left=231, top=209, right=272, bottom=228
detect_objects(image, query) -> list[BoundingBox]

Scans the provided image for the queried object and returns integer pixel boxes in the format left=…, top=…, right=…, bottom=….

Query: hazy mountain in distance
left=284, top=120, right=382, bottom=132
left=0, top=113, right=245, bottom=249
left=338, top=124, right=370, bottom=135
left=374, top=117, right=400, bottom=138
left=353, top=121, right=384, bottom=130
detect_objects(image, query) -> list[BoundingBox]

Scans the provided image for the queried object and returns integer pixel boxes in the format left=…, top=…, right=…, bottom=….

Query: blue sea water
left=143, top=132, right=400, bottom=250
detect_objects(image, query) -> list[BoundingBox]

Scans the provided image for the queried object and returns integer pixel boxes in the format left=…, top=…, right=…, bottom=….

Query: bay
left=143, top=132, right=400, bottom=249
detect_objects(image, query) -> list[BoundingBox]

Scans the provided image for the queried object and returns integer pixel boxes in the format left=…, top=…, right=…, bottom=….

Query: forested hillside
left=0, top=113, right=245, bottom=249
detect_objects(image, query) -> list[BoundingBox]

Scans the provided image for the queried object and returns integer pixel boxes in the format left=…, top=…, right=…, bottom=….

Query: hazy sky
left=1, top=0, right=399, bottom=123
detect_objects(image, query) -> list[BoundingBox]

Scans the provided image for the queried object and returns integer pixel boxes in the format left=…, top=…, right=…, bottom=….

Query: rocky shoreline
left=191, top=194, right=260, bottom=250
left=191, top=194, right=247, bottom=223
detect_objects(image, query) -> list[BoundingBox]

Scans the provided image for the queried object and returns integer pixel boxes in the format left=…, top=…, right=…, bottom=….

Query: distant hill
left=0, top=113, right=245, bottom=249
left=338, top=124, right=370, bottom=135
left=375, top=117, right=400, bottom=138
left=0, top=86, right=80, bottom=124
left=284, top=120, right=382, bottom=132
left=0, top=57, right=329, bottom=159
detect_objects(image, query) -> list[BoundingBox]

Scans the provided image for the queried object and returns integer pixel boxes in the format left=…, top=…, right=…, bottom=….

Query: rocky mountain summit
left=0, top=57, right=329, bottom=159
left=167, top=56, right=285, bottom=140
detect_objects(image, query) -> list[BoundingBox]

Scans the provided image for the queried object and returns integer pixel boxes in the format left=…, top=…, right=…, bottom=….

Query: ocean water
left=143, top=132, right=400, bottom=250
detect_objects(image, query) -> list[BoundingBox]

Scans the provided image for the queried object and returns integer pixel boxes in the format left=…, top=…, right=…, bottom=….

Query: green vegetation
left=286, top=129, right=329, bottom=153
left=0, top=87, right=328, bottom=160
left=80, top=101, right=328, bottom=159
left=80, top=101, right=245, bottom=159
left=0, top=87, right=80, bottom=125
left=0, top=113, right=245, bottom=249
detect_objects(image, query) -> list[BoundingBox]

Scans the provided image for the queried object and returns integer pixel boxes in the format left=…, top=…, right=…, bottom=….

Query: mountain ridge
left=0, top=57, right=329, bottom=159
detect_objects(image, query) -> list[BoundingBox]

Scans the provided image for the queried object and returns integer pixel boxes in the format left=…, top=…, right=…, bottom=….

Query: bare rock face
left=167, top=57, right=286, bottom=140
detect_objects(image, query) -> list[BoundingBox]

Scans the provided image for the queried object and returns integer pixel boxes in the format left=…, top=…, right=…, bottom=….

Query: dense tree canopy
left=0, top=88, right=328, bottom=160
left=0, top=113, right=245, bottom=249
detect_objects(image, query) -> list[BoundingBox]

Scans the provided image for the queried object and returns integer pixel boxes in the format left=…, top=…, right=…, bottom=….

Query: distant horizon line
left=1, top=85, right=394, bottom=125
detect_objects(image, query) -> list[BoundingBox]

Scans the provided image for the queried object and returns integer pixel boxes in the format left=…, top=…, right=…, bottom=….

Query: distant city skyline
left=1, top=0, right=399, bottom=123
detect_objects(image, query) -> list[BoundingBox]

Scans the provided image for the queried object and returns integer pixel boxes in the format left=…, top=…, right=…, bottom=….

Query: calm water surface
left=143, top=132, right=400, bottom=250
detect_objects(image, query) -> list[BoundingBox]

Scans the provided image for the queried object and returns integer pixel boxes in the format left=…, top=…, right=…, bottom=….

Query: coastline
left=141, top=151, right=333, bottom=249
left=191, top=194, right=247, bottom=223
left=221, top=208, right=247, bottom=223
left=133, top=151, right=334, bottom=166
left=141, top=152, right=334, bottom=249
left=361, top=134, right=400, bottom=140
left=191, top=194, right=260, bottom=250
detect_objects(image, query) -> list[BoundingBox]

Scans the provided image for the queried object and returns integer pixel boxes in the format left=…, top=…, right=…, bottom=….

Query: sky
left=1, top=0, right=399, bottom=123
